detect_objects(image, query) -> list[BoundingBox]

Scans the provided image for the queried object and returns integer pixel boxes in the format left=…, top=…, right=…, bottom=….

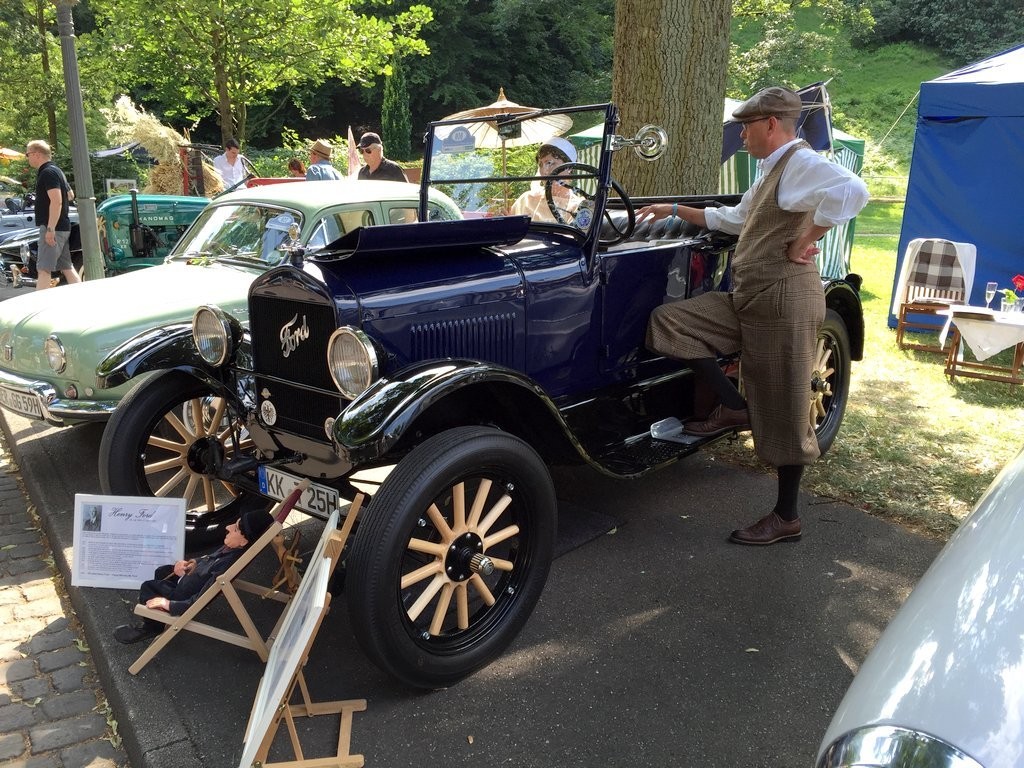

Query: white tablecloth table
left=938, top=305, right=1024, bottom=385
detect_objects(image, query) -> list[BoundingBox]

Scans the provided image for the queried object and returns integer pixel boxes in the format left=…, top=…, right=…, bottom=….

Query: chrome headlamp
left=818, top=725, right=983, bottom=768
left=43, top=335, right=66, bottom=373
left=327, top=327, right=378, bottom=399
left=192, top=305, right=240, bottom=367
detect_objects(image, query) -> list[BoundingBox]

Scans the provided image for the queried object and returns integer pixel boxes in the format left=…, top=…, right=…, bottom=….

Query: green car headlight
left=44, top=335, right=66, bottom=373
left=192, top=305, right=236, bottom=367
left=327, top=327, right=378, bottom=399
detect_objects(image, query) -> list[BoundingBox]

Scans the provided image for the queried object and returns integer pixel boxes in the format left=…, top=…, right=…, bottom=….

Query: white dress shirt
left=705, top=139, right=869, bottom=235
left=213, top=153, right=248, bottom=188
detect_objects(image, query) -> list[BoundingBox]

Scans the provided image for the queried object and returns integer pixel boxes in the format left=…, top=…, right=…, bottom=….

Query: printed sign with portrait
left=71, top=493, right=186, bottom=589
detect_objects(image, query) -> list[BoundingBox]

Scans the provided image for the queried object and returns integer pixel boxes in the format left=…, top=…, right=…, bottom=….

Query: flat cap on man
left=732, top=87, right=803, bottom=121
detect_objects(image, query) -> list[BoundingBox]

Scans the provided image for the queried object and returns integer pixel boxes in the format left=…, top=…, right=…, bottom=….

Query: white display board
left=238, top=554, right=331, bottom=768
left=71, top=494, right=186, bottom=589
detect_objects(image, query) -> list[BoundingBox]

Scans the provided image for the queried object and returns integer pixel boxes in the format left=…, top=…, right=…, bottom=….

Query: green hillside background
left=732, top=10, right=956, bottom=197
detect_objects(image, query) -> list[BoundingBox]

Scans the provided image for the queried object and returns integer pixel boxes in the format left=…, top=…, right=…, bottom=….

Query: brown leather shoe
left=683, top=404, right=750, bottom=437
left=729, top=512, right=802, bottom=545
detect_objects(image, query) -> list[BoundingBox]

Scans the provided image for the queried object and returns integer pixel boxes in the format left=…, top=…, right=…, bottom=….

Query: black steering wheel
left=543, top=162, right=636, bottom=246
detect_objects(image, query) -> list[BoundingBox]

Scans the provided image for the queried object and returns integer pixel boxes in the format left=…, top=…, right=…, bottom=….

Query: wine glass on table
left=985, top=281, right=998, bottom=309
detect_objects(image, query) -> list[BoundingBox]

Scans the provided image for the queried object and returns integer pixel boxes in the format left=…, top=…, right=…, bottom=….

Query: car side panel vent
left=411, top=314, right=515, bottom=367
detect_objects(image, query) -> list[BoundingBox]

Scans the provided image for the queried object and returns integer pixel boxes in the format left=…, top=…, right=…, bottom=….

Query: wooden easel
left=241, top=496, right=367, bottom=768
left=245, top=591, right=367, bottom=768
left=268, top=530, right=303, bottom=595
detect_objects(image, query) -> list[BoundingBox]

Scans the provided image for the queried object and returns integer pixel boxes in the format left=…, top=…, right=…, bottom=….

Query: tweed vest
left=730, top=141, right=817, bottom=302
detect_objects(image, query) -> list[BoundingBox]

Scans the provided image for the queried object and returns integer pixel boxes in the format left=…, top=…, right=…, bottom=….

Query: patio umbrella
left=442, top=87, right=573, bottom=149
left=441, top=88, right=573, bottom=211
left=0, top=147, right=26, bottom=164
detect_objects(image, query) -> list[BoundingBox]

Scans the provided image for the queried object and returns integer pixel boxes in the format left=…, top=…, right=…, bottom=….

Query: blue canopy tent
left=889, top=44, right=1024, bottom=328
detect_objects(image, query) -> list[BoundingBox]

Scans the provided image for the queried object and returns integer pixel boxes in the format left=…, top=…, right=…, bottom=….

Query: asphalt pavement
left=0, top=391, right=944, bottom=768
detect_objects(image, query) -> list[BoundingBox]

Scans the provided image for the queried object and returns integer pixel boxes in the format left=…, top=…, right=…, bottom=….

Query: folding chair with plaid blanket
left=896, top=238, right=968, bottom=353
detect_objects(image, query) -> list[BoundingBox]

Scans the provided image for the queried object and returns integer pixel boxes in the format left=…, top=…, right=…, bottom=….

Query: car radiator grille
left=410, top=313, right=515, bottom=367
left=250, top=292, right=343, bottom=442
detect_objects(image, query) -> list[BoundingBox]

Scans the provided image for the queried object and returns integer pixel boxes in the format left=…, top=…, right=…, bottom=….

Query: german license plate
left=0, top=386, right=42, bottom=419
left=258, top=466, right=339, bottom=518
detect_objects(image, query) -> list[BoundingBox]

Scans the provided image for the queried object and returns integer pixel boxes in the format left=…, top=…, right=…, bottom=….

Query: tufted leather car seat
left=601, top=209, right=702, bottom=243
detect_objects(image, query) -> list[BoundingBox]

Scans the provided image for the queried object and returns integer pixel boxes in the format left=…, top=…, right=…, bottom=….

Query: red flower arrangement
left=1001, top=275, right=1024, bottom=308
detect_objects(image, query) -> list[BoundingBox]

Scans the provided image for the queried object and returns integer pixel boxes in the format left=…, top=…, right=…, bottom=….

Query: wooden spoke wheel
left=99, top=370, right=259, bottom=549
left=811, top=308, right=851, bottom=456
left=346, top=426, right=556, bottom=689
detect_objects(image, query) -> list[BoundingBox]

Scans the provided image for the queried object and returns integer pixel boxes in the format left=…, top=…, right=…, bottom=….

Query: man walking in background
left=26, top=140, right=79, bottom=291
left=356, top=132, right=409, bottom=182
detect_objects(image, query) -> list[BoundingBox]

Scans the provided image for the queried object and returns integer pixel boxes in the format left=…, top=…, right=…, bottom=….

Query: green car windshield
left=167, top=204, right=301, bottom=266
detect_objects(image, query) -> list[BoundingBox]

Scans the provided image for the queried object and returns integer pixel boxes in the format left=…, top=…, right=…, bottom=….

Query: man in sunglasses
left=636, top=86, right=868, bottom=547
left=356, top=132, right=409, bottom=183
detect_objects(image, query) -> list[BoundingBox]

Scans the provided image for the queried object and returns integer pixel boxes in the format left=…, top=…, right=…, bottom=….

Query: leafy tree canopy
left=86, top=0, right=433, bottom=143
left=853, top=0, right=1024, bottom=65
left=0, top=1, right=117, bottom=153
left=728, top=0, right=874, bottom=95
left=378, top=0, right=613, bottom=130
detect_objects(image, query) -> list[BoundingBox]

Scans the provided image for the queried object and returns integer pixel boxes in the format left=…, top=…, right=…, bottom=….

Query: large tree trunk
left=210, top=27, right=236, bottom=145
left=611, top=0, right=732, bottom=197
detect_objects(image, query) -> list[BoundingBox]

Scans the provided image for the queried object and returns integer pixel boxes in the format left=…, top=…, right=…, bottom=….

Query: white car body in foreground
left=817, top=445, right=1024, bottom=768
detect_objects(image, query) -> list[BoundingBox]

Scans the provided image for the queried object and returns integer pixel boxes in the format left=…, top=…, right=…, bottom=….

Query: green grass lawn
left=711, top=202, right=1024, bottom=538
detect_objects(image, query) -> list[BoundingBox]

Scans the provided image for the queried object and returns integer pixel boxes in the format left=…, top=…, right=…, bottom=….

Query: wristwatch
left=46, top=227, right=55, bottom=233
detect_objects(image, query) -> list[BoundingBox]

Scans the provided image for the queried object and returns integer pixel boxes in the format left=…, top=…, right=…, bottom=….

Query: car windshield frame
left=419, top=103, right=618, bottom=246
left=166, top=202, right=304, bottom=267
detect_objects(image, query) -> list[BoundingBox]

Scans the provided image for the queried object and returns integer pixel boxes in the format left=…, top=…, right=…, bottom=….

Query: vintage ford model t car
left=96, top=103, right=865, bottom=689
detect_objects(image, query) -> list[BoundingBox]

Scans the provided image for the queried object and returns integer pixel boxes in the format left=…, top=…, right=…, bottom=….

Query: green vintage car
left=0, top=180, right=462, bottom=427
left=1, top=192, right=210, bottom=288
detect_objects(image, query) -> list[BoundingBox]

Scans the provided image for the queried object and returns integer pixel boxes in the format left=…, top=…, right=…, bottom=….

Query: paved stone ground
left=0, top=430, right=129, bottom=767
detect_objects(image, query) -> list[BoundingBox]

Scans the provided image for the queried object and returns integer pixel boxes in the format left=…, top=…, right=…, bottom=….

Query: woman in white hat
left=510, top=137, right=582, bottom=222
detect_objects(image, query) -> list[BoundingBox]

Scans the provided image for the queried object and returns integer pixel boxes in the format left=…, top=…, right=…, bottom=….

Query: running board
left=592, top=418, right=735, bottom=477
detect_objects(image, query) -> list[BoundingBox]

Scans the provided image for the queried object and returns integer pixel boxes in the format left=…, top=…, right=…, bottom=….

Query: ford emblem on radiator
left=260, top=399, right=277, bottom=425
left=279, top=314, right=310, bottom=358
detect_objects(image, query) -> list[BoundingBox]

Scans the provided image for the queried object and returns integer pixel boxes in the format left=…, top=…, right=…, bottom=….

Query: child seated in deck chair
left=113, top=510, right=274, bottom=645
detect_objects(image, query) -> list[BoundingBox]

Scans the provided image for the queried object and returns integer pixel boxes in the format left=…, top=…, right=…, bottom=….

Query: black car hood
left=314, top=216, right=532, bottom=261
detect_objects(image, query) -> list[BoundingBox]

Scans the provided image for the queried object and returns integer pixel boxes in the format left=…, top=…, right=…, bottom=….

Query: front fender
left=824, top=276, right=865, bottom=361
left=334, top=360, right=569, bottom=465
left=96, top=323, right=207, bottom=389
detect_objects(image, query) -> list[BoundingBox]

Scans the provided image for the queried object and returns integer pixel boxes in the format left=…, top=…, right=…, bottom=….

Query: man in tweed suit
left=636, top=87, right=868, bottom=545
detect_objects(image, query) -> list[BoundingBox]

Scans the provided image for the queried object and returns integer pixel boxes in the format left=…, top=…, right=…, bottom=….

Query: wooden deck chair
left=268, top=529, right=303, bottom=596
left=128, top=483, right=309, bottom=676
left=896, top=238, right=968, bottom=353
left=128, top=486, right=365, bottom=675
